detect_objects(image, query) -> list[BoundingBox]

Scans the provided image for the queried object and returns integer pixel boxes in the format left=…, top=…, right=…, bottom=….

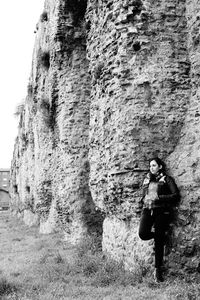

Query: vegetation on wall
left=24, top=195, right=35, bottom=212
left=38, top=50, right=50, bottom=70
left=35, top=180, right=53, bottom=220
left=14, top=102, right=25, bottom=129
left=38, top=97, right=57, bottom=129
left=56, top=200, right=72, bottom=231
left=27, top=83, right=33, bottom=97
left=21, top=133, right=29, bottom=152
left=49, top=73, right=59, bottom=145
left=38, top=97, right=50, bottom=112
left=49, top=93, right=58, bottom=132
left=14, top=103, right=25, bottom=118
left=54, top=0, right=87, bottom=60
left=64, top=0, right=87, bottom=26
left=40, top=11, right=48, bottom=22
left=93, top=62, right=104, bottom=83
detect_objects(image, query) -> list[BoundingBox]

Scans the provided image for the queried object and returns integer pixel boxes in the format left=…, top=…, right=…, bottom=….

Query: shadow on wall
left=64, top=0, right=88, bottom=26
left=81, top=190, right=105, bottom=237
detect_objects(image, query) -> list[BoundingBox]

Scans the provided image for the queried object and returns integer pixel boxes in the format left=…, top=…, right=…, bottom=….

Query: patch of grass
left=76, top=233, right=102, bottom=257
left=36, top=252, right=73, bottom=284
left=2, top=213, right=200, bottom=299
left=12, top=238, right=22, bottom=242
left=10, top=272, right=21, bottom=278
left=73, top=234, right=148, bottom=288
left=39, top=251, right=54, bottom=264
left=0, top=277, right=19, bottom=296
left=53, top=251, right=64, bottom=264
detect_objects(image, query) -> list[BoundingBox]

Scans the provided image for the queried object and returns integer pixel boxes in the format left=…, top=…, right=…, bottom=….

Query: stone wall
left=87, top=0, right=189, bottom=211
left=10, top=0, right=200, bottom=273
left=86, top=0, right=192, bottom=272
left=10, top=0, right=98, bottom=243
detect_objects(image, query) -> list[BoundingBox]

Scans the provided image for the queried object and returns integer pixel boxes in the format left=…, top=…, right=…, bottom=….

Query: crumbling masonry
left=10, top=0, right=200, bottom=273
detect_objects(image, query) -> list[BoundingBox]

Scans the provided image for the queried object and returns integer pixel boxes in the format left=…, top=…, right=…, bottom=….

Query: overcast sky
left=0, top=1, right=45, bottom=168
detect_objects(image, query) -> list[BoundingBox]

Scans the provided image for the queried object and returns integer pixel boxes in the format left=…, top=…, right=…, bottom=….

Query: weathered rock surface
left=10, top=0, right=200, bottom=273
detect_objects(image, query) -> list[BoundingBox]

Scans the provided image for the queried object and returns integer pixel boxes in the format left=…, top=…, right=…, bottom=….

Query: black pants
left=138, top=208, right=171, bottom=268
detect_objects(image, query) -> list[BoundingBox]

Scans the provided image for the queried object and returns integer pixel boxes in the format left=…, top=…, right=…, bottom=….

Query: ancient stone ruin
left=10, top=0, right=200, bottom=274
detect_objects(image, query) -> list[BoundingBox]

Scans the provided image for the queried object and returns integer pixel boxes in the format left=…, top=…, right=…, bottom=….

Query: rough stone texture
left=86, top=0, right=192, bottom=273
left=10, top=0, right=200, bottom=273
left=10, top=0, right=94, bottom=243
left=102, top=216, right=153, bottom=271
left=167, top=0, right=200, bottom=273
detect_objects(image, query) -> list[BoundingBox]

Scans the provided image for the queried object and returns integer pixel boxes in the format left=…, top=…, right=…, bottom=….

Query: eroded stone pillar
left=87, top=0, right=191, bottom=271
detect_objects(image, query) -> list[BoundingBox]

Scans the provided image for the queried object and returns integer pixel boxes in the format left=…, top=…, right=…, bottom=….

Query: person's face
left=150, top=160, right=162, bottom=175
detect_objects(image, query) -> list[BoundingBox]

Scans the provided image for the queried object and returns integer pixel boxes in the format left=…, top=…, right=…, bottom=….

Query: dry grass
left=0, top=211, right=200, bottom=299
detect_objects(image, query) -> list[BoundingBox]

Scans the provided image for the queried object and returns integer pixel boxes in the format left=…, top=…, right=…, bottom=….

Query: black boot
left=154, top=267, right=164, bottom=283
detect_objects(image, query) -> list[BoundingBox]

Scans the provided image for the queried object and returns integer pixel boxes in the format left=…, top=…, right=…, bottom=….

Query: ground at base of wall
left=0, top=211, right=200, bottom=300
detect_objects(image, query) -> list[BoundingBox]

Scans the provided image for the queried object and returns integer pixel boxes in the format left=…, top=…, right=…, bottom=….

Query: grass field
left=0, top=211, right=200, bottom=300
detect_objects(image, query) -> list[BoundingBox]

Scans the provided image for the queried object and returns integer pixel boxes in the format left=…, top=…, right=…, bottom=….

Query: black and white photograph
left=0, top=0, right=199, bottom=299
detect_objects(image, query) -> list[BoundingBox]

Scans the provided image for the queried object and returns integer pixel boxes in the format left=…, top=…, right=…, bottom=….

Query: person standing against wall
left=138, top=157, right=180, bottom=282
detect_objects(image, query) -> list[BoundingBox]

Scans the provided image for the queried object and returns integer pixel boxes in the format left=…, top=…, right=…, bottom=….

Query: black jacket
left=155, top=175, right=180, bottom=209
left=140, top=173, right=180, bottom=210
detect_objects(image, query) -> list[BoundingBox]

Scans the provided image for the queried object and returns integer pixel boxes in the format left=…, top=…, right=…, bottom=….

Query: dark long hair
left=149, top=157, right=166, bottom=182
